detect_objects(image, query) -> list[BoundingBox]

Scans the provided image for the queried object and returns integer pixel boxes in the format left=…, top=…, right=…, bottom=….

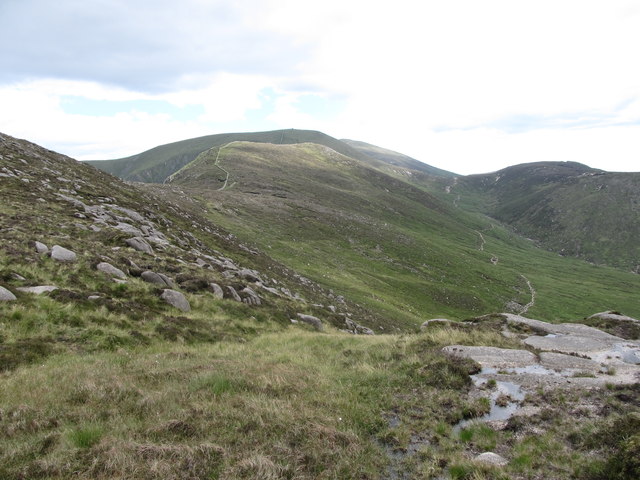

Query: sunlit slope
left=87, top=129, right=427, bottom=183
left=167, top=141, right=640, bottom=328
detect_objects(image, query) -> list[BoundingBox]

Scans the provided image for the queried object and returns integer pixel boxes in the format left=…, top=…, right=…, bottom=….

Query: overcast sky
left=1, top=0, right=639, bottom=175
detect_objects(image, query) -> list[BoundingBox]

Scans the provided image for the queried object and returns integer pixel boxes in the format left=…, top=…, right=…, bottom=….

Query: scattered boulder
left=420, top=318, right=454, bottom=330
left=125, top=237, right=154, bottom=254
left=225, top=286, right=242, bottom=302
left=344, top=318, right=375, bottom=335
left=160, top=289, right=190, bottom=312
left=16, top=286, right=58, bottom=295
left=34, top=241, right=49, bottom=254
left=296, top=313, right=323, bottom=331
left=587, top=311, right=638, bottom=323
left=209, top=283, right=224, bottom=299
left=474, top=452, right=508, bottom=466
left=0, top=285, right=17, bottom=301
left=96, top=262, right=126, bottom=279
left=240, top=287, right=261, bottom=306
left=141, top=271, right=175, bottom=288
left=237, top=268, right=263, bottom=283
left=50, top=245, right=77, bottom=262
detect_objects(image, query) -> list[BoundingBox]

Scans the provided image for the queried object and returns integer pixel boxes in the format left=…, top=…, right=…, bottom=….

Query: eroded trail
left=520, top=274, right=536, bottom=314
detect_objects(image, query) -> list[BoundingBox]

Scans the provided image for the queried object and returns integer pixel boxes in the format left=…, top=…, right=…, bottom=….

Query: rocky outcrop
left=240, top=287, right=261, bottom=306
left=474, top=452, right=508, bottom=466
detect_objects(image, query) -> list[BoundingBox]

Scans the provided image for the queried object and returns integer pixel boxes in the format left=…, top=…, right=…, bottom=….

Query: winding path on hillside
left=520, top=274, right=536, bottom=314
left=213, top=146, right=231, bottom=191
left=475, top=230, right=486, bottom=251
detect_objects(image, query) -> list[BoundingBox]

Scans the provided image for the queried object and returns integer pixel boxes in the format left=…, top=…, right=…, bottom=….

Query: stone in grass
left=209, top=283, right=224, bottom=299
left=34, top=241, right=49, bottom=254
left=141, top=271, right=175, bottom=288
left=125, top=237, right=154, bottom=255
left=50, top=245, right=77, bottom=262
left=16, top=286, right=58, bottom=295
left=0, top=285, right=17, bottom=301
left=96, top=262, right=127, bottom=279
left=474, top=452, right=508, bottom=466
left=296, top=313, right=323, bottom=331
left=160, top=289, right=190, bottom=312
left=225, top=286, right=242, bottom=302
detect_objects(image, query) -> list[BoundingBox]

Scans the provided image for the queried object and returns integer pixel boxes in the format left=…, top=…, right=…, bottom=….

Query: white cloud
left=1, top=1, right=639, bottom=173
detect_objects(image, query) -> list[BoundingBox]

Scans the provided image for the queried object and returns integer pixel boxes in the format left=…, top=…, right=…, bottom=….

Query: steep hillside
left=164, top=141, right=640, bottom=328
left=450, top=162, right=640, bottom=271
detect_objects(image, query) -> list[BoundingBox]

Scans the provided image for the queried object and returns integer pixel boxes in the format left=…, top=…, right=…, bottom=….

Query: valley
left=1, top=130, right=639, bottom=479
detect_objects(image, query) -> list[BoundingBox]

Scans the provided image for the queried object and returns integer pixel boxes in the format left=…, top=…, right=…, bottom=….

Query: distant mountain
left=87, top=129, right=454, bottom=184
left=451, top=161, right=640, bottom=271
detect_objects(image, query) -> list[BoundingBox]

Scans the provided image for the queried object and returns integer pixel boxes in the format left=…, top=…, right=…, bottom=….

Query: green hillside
left=342, top=139, right=457, bottom=177
left=87, top=129, right=421, bottom=183
left=450, top=162, right=640, bottom=271
left=3, top=133, right=639, bottom=479
left=165, top=142, right=640, bottom=329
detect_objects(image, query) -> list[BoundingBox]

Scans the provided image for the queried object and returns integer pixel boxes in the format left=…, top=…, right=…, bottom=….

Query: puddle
left=453, top=373, right=525, bottom=434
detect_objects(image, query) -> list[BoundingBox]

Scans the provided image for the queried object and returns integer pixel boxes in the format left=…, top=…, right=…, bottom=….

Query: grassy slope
left=87, top=129, right=385, bottom=183
left=2, top=135, right=639, bottom=479
left=451, top=162, right=640, bottom=270
left=342, top=138, right=458, bottom=177
left=167, top=142, right=640, bottom=330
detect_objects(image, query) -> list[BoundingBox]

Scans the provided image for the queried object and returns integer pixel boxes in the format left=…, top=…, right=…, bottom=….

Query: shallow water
left=453, top=373, right=525, bottom=434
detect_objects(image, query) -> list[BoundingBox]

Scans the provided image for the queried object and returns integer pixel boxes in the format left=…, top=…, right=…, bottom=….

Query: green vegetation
left=3, top=131, right=640, bottom=479
left=163, top=141, right=640, bottom=329
left=452, top=161, right=640, bottom=270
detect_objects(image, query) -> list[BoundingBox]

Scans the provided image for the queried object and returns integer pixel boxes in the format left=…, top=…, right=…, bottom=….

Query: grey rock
left=34, top=241, right=49, bottom=254
left=125, top=237, right=154, bottom=254
left=474, top=452, right=508, bottom=466
left=240, top=287, right=262, bottom=306
left=587, top=311, right=639, bottom=323
left=344, top=318, right=375, bottom=335
left=96, top=262, right=127, bottom=279
left=443, top=345, right=537, bottom=369
left=88, top=295, right=101, bottom=300
left=0, top=285, right=17, bottom=301
left=141, top=271, right=175, bottom=288
left=209, top=283, right=224, bottom=299
left=16, top=285, right=58, bottom=294
left=160, top=289, right=190, bottom=312
left=50, top=245, right=77, bottom=262
left=296, top=313, right=323, bottom=331
left=114, top=222, right=144, bottom=236
left=237, top=268, right=263, bottom=283
left=420, top=318, right=454, bottom=330
left=225, top=286, right=242, bottom=302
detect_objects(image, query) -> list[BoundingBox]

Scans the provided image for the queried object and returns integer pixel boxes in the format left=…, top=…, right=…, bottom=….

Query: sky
left=1, top=0, right=639, bottom=175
